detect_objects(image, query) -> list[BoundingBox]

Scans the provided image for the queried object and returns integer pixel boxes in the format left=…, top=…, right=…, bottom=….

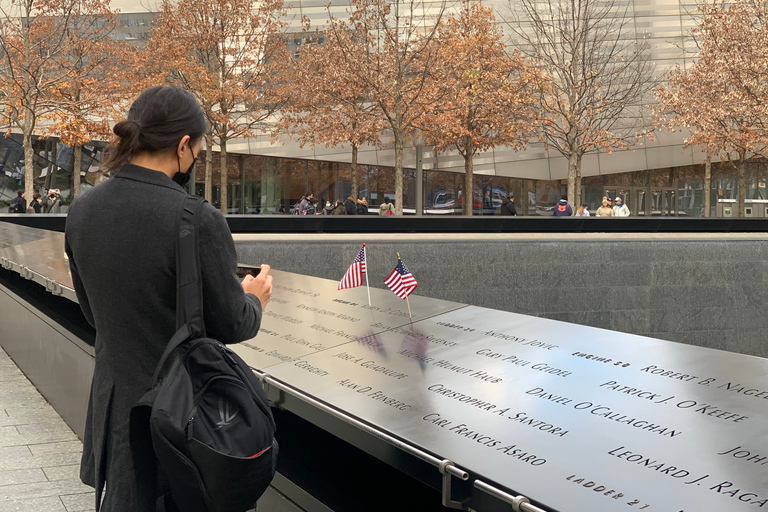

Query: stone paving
left=0, top=347, right=94, bottom=512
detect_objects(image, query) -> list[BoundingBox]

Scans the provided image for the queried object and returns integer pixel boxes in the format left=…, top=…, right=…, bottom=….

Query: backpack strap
left=131, top=195, right=207, bottom=512
left=151, top=195, right=207, bottom=384
left=176, top=195, right=207, bottom=337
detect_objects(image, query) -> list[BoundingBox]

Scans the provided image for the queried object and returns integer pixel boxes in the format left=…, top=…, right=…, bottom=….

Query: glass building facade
left=3, top=0, right=767, bottom=216
left=2, top=131, right=767, bottom=217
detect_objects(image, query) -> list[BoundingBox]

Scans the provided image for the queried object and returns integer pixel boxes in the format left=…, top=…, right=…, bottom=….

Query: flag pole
left=363, top=243, right=371, bottom=307
left=397, top=252, right=413, bottom=323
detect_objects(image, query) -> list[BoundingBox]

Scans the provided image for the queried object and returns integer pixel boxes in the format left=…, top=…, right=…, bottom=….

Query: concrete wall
left=234, top=233, right=768, bottom=359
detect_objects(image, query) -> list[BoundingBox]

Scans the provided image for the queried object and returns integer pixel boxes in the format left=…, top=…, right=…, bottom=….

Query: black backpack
left=130, top=195, right=277, bottom=512
left=8, top=197, right=23, bottom=213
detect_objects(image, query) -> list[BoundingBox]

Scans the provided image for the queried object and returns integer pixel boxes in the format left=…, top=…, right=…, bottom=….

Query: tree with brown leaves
left=273, top=25, right=384, bottom=202
left=146, top=0, right=288, bottom=213
left=502, top=0, right=657, bottom=209
left=43, top=2, right=134, bottom=198
left=0, top=0, right=119, bottom=201
left=424, top=2, right=540, bottom=215
left=323, top=0, right=456, bottom=215
left=654, top=0, right=768, bottom=217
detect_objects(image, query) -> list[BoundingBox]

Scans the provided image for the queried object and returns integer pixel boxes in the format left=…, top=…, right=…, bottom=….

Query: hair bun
left=113, top=119, right=142, bottom=141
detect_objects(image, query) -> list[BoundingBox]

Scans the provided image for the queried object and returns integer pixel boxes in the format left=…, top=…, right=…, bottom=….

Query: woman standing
left=29, top=193, right=42, bottom=213
left=65, top=86, right=273, bottom=512
left=596, top=198, right=613, bottom=217
left=575, top=203, right=590, bottom=216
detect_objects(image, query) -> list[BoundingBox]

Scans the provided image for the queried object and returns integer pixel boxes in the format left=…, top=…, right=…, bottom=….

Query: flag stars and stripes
left=338, top=245, right=367, bottom=290
left=384, top=258, right=418, bottom=299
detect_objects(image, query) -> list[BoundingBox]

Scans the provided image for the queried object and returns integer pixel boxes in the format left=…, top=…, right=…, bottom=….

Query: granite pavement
left=0, top=347, right=94, bottom=512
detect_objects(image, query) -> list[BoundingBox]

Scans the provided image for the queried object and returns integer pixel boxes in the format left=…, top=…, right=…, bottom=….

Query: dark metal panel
left=0, top=282, right=94, bottom=438
left=5, top=215, right=768, bottom=234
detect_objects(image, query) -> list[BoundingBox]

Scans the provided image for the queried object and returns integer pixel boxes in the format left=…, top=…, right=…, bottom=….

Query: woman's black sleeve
left=197, top=204, right=262, bottom=343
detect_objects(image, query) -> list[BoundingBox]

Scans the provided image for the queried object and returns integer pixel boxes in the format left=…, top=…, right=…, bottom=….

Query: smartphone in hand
left=236, top=264, right=262, bottom=279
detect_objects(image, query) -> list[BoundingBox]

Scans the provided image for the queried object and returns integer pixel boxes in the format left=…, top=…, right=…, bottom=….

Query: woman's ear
left=176, top=135, right=191, bottom=159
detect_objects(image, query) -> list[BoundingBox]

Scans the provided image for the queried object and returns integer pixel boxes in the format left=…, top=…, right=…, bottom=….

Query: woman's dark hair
left=33, top=193, right=41, bottom=200
left=105, top=86, right=208, bottom=172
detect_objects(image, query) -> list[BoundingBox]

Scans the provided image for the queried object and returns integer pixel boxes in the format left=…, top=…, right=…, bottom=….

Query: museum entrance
left=604, top=187, right=677, bottom=216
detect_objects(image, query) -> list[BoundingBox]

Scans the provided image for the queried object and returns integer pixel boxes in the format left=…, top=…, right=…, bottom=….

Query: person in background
left=596, top=198, right=613, bottom=217
left=575, top=203, right=590, bottom=216
left=298, top=192, right=313, bottom=215
left=500, top=194, right=517, bottom=216
left=321, top=199, right=334, bottom=215
left=43, top=189, right=62, bottom=213
left=613, top=196, right=630, bottom=217
left=554, top=197, right=573, bottom=216
left=378, top=196, right=394, bottom=216
left=30, top=192, right=42, bottom=213
left=332, top=200, right=347, bottom=215
left=8, top=189, right=26, bottom=214
left=307, top=197, right=318, bottom=215
left=344, top=195, right=356, bottom=215
left=356, top=197, right=368, bottom=215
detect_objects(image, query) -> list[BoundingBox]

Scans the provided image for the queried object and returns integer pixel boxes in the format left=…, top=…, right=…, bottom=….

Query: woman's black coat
left=65, top=165, right=262, bottom=512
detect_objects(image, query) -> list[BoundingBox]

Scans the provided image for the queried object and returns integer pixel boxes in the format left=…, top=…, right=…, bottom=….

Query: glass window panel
left=634, top=17, right=685, bottom=39
left=424, top=170, right=459, bottom=215
left=403, top=168, right=416, bottom=212
left=367, top=165, right=395, bottom=208
left=536, top=180, right=562, bottom=216
left=242, top=155, right=262, bottom=214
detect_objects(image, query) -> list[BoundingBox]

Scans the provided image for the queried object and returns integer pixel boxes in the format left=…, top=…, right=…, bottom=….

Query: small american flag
left=384, top=258, right=418, bottom=299
left=338, top=245, right=367, bottom=290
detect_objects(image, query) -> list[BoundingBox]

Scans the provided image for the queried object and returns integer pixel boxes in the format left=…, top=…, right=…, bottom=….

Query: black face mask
left=174, top=148, right=197, bottom=188
left=173, top=167, right=192, bottom=188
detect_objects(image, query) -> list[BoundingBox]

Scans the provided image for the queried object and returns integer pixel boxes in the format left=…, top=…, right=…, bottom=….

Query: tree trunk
left=738, top=159, right=746, bottom=217
left=23, top=119, right=34, bottom=201
left=73, top=144, right=82, bottom=198
left=575, top=160, right=582, bottom=209
left=22, top=13, right=34, bottom=201
left=704, top=161, right=711, bottom=218
left=351, top=144, right=358, bottom=201
left=567, top=151, right=579, bottom=209
left=463, top=137, right=474, bottom=216
left=394, top=135, right=404, bottom=215
left=204, top=134, right=213, bottom=204
left=220, top=136, right=228, bottom=215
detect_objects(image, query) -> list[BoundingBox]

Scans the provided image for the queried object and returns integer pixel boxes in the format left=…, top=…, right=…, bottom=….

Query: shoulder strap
left=176, top=195, right=207, bottom=336
left=149, top=196, right=207, bottom=384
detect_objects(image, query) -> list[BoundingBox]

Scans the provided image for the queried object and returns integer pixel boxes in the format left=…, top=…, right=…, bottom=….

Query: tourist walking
left=500, top=195, right=517, bottom=216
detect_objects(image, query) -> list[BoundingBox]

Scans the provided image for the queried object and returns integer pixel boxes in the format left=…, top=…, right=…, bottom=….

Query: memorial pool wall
left=234, top=233, right=768, bottom=359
